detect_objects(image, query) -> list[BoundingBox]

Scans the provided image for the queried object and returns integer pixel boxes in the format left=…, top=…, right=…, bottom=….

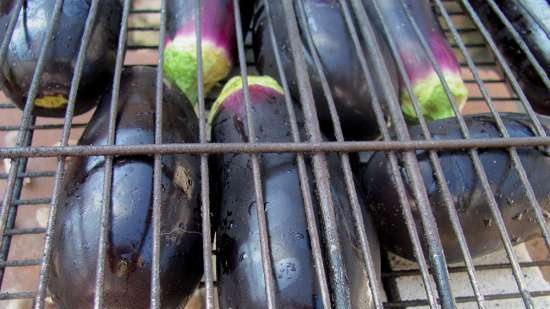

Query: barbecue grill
left=0, top=0, right=549, bottom=308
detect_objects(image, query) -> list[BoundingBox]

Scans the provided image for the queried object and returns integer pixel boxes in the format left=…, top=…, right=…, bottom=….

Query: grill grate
left=0, top=0, right=549, bottom=308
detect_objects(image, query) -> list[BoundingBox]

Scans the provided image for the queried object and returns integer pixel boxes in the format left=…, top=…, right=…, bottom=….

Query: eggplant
left=363, top=0, right=468, bottom=122
left=49, top=67, right=202, bottom=309
left=470, top=0, right=550, bottom=115
left=358, top=113, right=550, bottom=262
left=211, top=76, right=381, bottom=308
left=164, top=0, right=244, bottom=104
left=0, top=0, right=122, bottom=117
left=252, top=0, right=398, bottom=141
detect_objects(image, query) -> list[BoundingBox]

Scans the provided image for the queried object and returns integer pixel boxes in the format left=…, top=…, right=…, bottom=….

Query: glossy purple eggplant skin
left=470, top=0, right=550, bottom=115
left=363, top=0, right=468, bottom=122
left=359, top=113, right=550, bottom=262
left=252, top=0, right=398, bottom=141
left=0, top=0, right=122, bottom=117
left=166, top=0, right=254, bottom=46
left=211, top=82, right=380, bottom=309
left=163, top=0, right=255, bottom=103
left=49, top=67, right=202, bottom=309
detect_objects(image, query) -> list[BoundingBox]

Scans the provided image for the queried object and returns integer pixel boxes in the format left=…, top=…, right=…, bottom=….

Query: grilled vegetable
left=211, top=76, right=380, bottom=308
left=253, top=0, right=398, bottom=141
left=359, top=113, right=550, bottom=262
left=164, top=0, right=240, bottom=104
left=470, top=0, right=550, bottom=115
left=364, top=0, right=468, bottom=122
left=0, top=0, right=122, bottom=117
left=49, top=67, right=202, bottom=309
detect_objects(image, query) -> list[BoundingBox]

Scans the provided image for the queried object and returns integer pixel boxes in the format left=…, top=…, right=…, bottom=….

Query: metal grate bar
left=450, top=43, right=487, bottom=48
left=0, top=0, right=548, bottom=308
left=281, top=1, right=358, bottom=307
left=150, top=0, right=168, bottom=307
left=92, top=0, right=132, bottom=308
left=234, top=1, right=278, bottom=308
left=295, top=1, right=388, bottom=307
left=130, top=9, right=160, bottom=14
left=0, top=291, right=36, bottom=300
left=460, top=0, right=547, bottom=139
left=0, top=118, right=35, bottom=287
left=444, top=27, right=479, bottom=33
left=401, top=1, right=535, bottom=307
left=0, top=123, right=87, bottom=132
left=4, top=228, right=47, bottom=236
left=349, top=1, right=458, bottom=307
left=384, top=260, right=550, bottom=278
left=459, top=61, right=498, bottom=66
left=3, top=137, right=550, bottom=159
left=515, top=0, right=550, bottom=35
left=33, top=1, right=104, bottom=308
left=368, top=0, right=487, bottom=306
left=437, top=0, right=550, bottom=261
left=261, top=1, right=333, bottom=307
left=0, top=0, right=65, bottom=285
left=485, top=0, right=550, bottom=89
left=128, top=26, right=160, bottom=31
left=0, top=259, right=42, bottom=268
left=12, top=199, right=51, bottom=206
left=0, top=171, right=56, bottom=180
left=0, top=0, right=23, bottom=67
left=468, top=97, right=521, bottom=101
left=195, top=1, right=215, bottom=308
left=127, top=45, right=159, bottom=50
left=385, top=290, right=550, bottom=308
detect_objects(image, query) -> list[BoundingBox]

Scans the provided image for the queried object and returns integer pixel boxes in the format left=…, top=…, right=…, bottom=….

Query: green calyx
left=208, top=76, right=284, bottom=124
left=401, top=72, right=468, bottom=122
left=163, top=39, right=232, bottom=104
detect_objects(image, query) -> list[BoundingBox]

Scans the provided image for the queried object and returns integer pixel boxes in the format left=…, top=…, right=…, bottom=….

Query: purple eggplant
left=0, top=0, right=122, bottom=117
left=252, top=0, right=398, bottom=141
left=211, top=76, right=380, bottom=308
left=164, top=0, right=255, bottom=104
left=359, top=113, right=550, bottom=262
left=49, top=67, right=202, bottom=309
left=470, top=0, right=550, bottom=115
left=364, top=0, right=468, bottom=122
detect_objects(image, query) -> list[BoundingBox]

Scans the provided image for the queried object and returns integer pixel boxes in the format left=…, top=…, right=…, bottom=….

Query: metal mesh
left=0, top=0, right=548, bottom=308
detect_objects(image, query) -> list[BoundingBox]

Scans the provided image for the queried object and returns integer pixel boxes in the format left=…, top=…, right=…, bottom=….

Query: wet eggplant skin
left=252, top=0, right=397, bottom=141
left=322, top=152, right=381, bottom=309
left=213, top=88, right=319, bottom=309
left=0, top=0, right=122, bottom=117
left=359, top=113, right=550, bottom=262
left=49, top=67, right=202, bottom=309
left=212, top=85, right=380, bottom=309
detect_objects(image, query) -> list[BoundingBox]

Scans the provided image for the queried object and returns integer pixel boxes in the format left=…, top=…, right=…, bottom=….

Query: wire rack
left=0, top=0, right=549, bottom=308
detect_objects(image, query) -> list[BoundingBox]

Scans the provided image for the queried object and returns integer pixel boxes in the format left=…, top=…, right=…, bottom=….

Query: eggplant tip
left=163, top=39, right=232, bottom=104
left=401, top=72, right=468, bottom=122
left=208, top=75, right=283, bottom=124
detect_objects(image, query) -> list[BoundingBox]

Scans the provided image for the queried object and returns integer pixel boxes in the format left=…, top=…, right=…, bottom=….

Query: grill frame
left=0, top=0, right=548, bottom=308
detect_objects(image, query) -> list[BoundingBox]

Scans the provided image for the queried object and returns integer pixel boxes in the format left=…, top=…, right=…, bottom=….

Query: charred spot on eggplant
left=211, top=76, right=381, bottom=309
left=359, top=113, right=550, bottom=262
left=0, top=0, right=122, bottom=117
left=49, top=67, right=203, bottom=309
